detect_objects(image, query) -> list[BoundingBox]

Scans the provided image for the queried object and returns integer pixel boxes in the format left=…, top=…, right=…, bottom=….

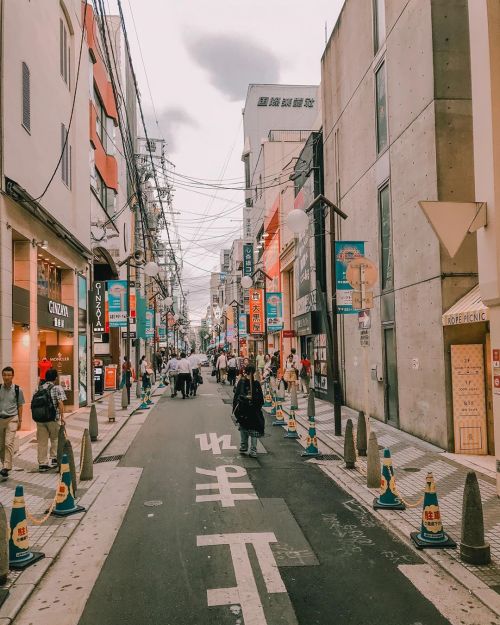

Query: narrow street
left=68, top=377, right=488, bottom=625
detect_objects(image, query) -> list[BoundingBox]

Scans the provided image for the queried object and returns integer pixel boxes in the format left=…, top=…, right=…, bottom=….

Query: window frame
left=22, top=62, right=31, bottom=133
left=375, top=61, right=388, bottom=154
left=61, top=123, right=71, bottom=188
left=60, top=17, right=71, bottom=87
left=373, top=0, right=386, bottom=54
left=378, top=182, right=393, bottom=293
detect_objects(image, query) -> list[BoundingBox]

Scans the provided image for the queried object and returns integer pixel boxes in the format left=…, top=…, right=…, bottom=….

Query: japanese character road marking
left=195, top=465, right=258, bottom=507
left=195, top=433, right=237, bottom=455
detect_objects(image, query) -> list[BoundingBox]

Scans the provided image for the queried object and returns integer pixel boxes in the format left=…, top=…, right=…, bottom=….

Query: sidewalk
left=0, top=382, right=162, bottom=622
left=276, top=391, right=500, bottom=614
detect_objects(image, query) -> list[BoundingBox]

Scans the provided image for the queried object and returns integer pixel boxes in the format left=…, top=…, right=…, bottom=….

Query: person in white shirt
left=176, top=353, right=192, bottom=399
left=188, top=350, right=201, bottom=397
left=291, top=348, right=301, bottom=371
left=227, top=354, right=237, bottom=386
left=165, top=354, right=179, bottom=398
left=216, top=352, right=228, bottom=384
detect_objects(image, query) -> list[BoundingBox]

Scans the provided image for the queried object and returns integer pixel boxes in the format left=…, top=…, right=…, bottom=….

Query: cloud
left=144, top=107, right=198, bottom=153
left=186, top=33, right=280, bottom=101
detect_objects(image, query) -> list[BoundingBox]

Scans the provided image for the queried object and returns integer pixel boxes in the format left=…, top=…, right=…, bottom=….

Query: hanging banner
left=158, top=323, right=166, bottom=338
left=335, top=241, right=365, bottom=314
left=266, top=292, right=283, bottom=332
left=90, top=281, right=105, bottom=333
left=243, top=243, right=254, bottom=276
left=145, top=309, right=154, bottom=338
left=249, top=288, right=265, bottom=334
left=108, top=280, right=128, bottom=327
left=136, top=294, right=147, bottom=339
left=129, top=290, right=136, bottom=319
left=239, top=313, right=248, bottom=338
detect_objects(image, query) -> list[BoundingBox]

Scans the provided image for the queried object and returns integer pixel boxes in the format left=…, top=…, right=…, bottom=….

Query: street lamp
left=296, top=194, right=348, bottom=437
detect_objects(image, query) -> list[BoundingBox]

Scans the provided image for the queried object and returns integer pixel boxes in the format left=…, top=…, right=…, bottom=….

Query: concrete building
left=322, top=0, right=479, bottom=451
left=0, top=0, right=94, bottom=425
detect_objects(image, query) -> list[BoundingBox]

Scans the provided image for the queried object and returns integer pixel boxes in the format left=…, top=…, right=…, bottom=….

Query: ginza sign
left=92, top=281, right=105, bottom=333
left=48, top=300, right=69, bottom=328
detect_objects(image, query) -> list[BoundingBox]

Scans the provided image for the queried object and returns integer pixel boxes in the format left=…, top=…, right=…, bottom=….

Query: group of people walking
left=161, top=350, right=203, bottom=399
left=211, top=347, right=312, bottom=397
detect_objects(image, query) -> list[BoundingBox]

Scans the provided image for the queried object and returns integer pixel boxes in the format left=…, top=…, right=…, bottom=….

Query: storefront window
left=37, top=259, right=61, bottom=300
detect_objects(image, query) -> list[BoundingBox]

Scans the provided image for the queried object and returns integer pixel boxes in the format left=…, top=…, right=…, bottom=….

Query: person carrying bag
left=232, top=365, right=264, bottom=458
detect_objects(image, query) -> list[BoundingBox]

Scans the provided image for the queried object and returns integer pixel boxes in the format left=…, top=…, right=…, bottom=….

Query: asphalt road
left=78, top=376, right=455, bottom=625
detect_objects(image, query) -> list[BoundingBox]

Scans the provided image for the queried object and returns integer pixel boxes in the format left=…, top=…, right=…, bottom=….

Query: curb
left=272, top=405, right=500, bottom=619
left=0, top=383, right=164, bottom=623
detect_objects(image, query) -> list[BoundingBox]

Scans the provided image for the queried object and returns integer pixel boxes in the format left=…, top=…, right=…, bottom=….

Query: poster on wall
left=313, top=333, right=328, bottom=396
left=335, top=241, right=365, bottom=314
left=46, top=345, right=74, bottom=406
left=78, top=334, right=87, bottom=407
left=451, top=344, right=488, bottom=454
left=266, top=292, right=283, bottom=332
left=108, top=280, right=128, bottom=327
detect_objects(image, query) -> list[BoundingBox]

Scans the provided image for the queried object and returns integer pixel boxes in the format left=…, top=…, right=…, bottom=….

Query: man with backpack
left=31, top=368, right=66, bottom=472
left=0, top=366, right=25, bottom=480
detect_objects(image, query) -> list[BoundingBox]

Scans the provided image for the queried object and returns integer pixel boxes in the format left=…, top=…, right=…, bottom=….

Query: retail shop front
left=442, top=285, right=494, bottom=459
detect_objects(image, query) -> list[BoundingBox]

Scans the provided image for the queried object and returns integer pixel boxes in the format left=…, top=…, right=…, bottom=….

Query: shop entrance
left=38, top=329, right=74, bottom=405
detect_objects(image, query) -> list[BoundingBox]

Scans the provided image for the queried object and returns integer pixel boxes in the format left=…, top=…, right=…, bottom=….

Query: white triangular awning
left=442, top=285, right=489, bottom=326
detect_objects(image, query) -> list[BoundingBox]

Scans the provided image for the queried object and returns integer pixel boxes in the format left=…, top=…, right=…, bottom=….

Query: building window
left=22, top=62, right=30, bottom=132
left=373, top=0, right=386, bottom=53
left=94, top=89, right=106, bottom=151
left=60, top=18, right=70, bottom=86
left=243, top=155, right=250, bottom=189
left=61, top=123, right=71, bottom=188
left=379, top=183, right=393, bottom=292
left=93, top=170, right=116, bottom=213
left=375, top=63, right=388, bottom=153
left=37, top=258, right=62, bottom=300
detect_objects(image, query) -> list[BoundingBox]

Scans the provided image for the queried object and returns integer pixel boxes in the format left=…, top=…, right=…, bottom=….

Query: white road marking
left=195, top=432, right=237, bottom=455
left=197, top=532, right=287, bottom=625
left=399, top=564, right=499, bottom=625
left=195, top=465, right=258, bottom=507
left=14, top=467, right=142, bottom=625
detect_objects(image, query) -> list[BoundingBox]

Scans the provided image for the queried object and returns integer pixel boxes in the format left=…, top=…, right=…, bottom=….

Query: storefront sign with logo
left=266, top=292, right=283, bottom=332
left=145, top=309, right=154, bottom=338
left=283, top=330, right=295, bottom=338
left=243, top=244, right=254, bottom=277
left=293, top=312, right=319, bottom=336
left=38, top=295, right=75, bottom=331
left=48, top=300, right=70, bottom=328
left=335, top=241, right=365, bottom=314
left=249, top=289, right=264, bottom=334
left=47, top=345, right=74, bottom=405
left=108, top=280, right=128, bottom=327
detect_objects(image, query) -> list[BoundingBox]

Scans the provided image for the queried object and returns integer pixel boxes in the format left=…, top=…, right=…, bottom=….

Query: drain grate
left=320, top=454, right=341, bottom=461
left=402, top=467, right=421, bottom=473
left=94, top=454, right=123, bottom=463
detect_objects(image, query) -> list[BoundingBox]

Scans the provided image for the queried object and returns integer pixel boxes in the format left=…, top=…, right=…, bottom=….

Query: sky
left=115, top=0, right=344, bottom=321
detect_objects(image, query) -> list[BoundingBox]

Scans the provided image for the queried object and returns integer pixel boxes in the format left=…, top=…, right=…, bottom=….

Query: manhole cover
left=144, top=500, right=163, bottom=507
left=402, top=467, right=421, bottom=473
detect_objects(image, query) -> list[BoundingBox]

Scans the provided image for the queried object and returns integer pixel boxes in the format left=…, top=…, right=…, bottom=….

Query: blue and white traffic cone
left=373, top=448, right=405, bottom=510
left=302, top=389, right=321, bottom=457
left=158, top=375, right=166, bottom=389
left=263, top=378, right=272, bottom=408
left=411, top=473, right=456, bottom=549
left=273, top=381, right=286, bottom=426
left=9, top=485, right=44, bottom=569
left=146, top=387, right=154, bottom=406
left=284, top=384, right=300, bottom=439
left=52, top=454, right=86, bottom=517
left=138, top=388, right=149, bottom=410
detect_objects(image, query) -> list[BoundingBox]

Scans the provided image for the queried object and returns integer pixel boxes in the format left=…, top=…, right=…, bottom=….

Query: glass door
left=383, top=326, right=399, bottom=426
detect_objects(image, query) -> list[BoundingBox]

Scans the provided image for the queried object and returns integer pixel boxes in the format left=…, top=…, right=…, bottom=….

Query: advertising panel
left=108, top=280, right=128, bottom=327
left=266, top=292, right=283, bottom=332
left=334, top=241, right=365, bottom=314
left=145, top=309, right=154, bottom=338
left=239, top=313, right=248, bottom=338
left=249, top=289, right=264, bottom=334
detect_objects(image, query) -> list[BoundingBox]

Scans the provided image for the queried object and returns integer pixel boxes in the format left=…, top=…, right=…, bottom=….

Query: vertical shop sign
left=243, top=244, right=254, bottom=277
left=91, top=281, right=105, bottom=333
left=266, top=292, right=283, bottom=332
left=145, top=309, right=154, bottom=338
left=78, top=334, right=87, bottom=407
left=249, top=289, right=264, bottom=334
left=239, top=313, right=248, bottom=338
left=335, top=241, right=365, bottom=314
left=108, top=280, right=128, bottom=327
left=136, top=294, right=146, bottom=339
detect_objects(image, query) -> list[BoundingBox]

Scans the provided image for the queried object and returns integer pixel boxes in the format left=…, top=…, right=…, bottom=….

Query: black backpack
left=31, top=384, right=57, bottom=423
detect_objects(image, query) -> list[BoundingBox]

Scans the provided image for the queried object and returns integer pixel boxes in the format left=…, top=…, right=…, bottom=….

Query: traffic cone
left=284, top=385, right=300, bottom=439
left=460, top=471, right=490, bottom=564
left=63, top=438, right=78, bottom=498
left=121, top=384, right=128, bottom=409
left=52, top=454, right=85, bottom=517
left=263, top=378, right=272, bottom=408
left=373, top=448, right=405, bottom=510
left=56, top=424, right=66, bottom=468
left=137, top=388, right=149, bottom=410
left=146, top=386, right=154, bottom=406
left=411, top=472, right=456, bottom=549
left=9, top=486, right=44, bottom=569
left=273, top=381, right=286, bottom=426
left=302, top=389, right=321, bottom=457
left=107, top=394, right=116, bottom=422
left=89, top=404, right=98, bottom=442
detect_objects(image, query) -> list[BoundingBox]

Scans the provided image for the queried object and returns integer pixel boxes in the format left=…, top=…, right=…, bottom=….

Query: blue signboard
left=145, top=308, right=154, bottom=338
left=108, top=280, right=128, bottom=327
left=335, top=241, right=365, bottom=314
left=266, top=292, right=283, bottom=332
left=239, top=313, right=247, bottom=338
left=243, top=244, right=254, bottom=276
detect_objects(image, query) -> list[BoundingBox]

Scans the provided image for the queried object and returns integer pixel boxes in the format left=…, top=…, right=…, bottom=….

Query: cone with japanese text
left=273, top=380, right=286, bottom=426
left=9, top=485, right=44, bottom=569
left=263, top=378, right=272, bottom=408
left=302, top=389, right=321, bottom=457
left=284, top=385, right=300, bottom=439
left=373, top=448, right=405, bottom=510
left=411, top=472, right=456, bottom=549
left=52, top=454, right=85, bottom=517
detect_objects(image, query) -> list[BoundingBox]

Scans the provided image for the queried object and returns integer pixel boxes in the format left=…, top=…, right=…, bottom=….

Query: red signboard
left=249, top=289, right=264, bottom=334
left=282, top=330, right=295, bottom=338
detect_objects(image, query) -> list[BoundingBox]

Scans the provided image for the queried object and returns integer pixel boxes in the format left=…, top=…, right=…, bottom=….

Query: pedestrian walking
left=176, top=352, right=192, bottom=399
left=216, top=351, right=228, bottom=384
left=165, top=353, right=179, bottom=397
left=188, top=349, right=201, bottom=396
left=263, top=354, right=272, bottom=380
left=283, top=353, right=298, bottom=393
left=32, top=368, right=66, bottom=472
left=255, top=349, right=265, bottom=381
left=299, top=353, right=312, bottom=397
left=227, top=353, right=237, bottom=386
left=233, top=365, right=265, bottom=458
left=141, top=358, right=152, bottom=396
left=0, top=366, right=25, bottom=480
left=120, top=356, right=132, bottom=403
